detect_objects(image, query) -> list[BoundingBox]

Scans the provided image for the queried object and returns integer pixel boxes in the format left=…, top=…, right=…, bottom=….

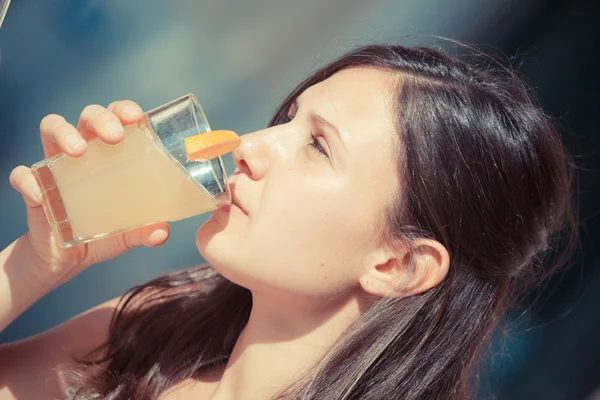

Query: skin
left=195, top=68, right=450, bottom=399
left=9, top=67, right=449, bottom=400
left=199, top=67, right=402, bottom=304
left=9, top=101, right=170, bottom=290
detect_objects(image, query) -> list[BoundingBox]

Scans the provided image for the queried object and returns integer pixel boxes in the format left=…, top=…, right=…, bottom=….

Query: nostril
left=238, top=159, right=251, bottom=176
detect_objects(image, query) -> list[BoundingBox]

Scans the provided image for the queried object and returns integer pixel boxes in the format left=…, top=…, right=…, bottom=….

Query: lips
left=230, top=191, right=248, bottom=216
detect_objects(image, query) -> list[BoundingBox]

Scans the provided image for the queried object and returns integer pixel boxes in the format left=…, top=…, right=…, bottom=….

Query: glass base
left=31, top=160, right=77, bottom=248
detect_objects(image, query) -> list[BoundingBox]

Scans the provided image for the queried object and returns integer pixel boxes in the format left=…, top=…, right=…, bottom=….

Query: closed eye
left=308, top=134, right=329, bottom=158
left=282, top=112, right=330, bottom=160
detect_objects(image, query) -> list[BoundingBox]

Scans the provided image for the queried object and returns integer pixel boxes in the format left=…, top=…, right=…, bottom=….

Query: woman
left=0, top=44, right=577, bottom=400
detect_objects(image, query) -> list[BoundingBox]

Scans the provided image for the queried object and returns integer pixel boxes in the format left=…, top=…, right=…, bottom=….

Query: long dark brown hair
left=65, top=44, right=577, bottom=399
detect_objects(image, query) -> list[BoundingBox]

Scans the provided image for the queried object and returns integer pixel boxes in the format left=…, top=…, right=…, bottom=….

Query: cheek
left=195, top=171, right=391, bottom=297
left=250, top=180, right=381, bottom=273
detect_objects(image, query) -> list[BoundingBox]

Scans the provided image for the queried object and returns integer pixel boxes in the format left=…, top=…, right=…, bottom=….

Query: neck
left=209, top=291, right=362, bottom=400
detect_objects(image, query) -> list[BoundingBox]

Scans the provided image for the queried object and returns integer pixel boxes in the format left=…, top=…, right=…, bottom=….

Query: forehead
left=299, top=67, right=396, bottom=129
left=298, top=67, right=399, bottom=178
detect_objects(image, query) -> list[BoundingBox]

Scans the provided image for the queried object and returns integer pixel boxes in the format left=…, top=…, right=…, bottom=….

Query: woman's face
left=197, top=67, right=400, bottom=304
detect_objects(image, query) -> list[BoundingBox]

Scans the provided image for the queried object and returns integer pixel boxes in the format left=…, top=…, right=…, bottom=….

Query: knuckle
left=55, top=123, right=76, bottom=139
left=122, top=232, right=135, bottom=251
left=98, top=109, right=119, bottom=123
left=40, top=114, right=65, bottom=133
left=79, top=104, right=104, bottom=121
left=88, top=110, right=120, bottom=131
left=110, top=99, right=141, bottom=116
left=107, top=100, right=123, bottom=111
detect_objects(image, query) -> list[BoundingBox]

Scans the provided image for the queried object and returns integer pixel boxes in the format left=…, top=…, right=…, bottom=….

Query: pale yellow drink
left=38, top=124, right=216, bottom=241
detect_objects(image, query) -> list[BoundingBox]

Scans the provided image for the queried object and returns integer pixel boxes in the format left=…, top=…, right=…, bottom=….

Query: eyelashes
left=308, top=134, right=329, bottom=158
left=281, top=113, right=329, bottom=159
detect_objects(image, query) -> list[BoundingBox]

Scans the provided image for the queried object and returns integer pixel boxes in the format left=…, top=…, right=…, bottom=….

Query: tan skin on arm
left=0, top=296, right=122, bottom=400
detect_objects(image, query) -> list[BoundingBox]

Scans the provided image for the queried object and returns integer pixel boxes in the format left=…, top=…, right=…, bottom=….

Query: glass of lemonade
left=31, top=94, right=234, bottom=248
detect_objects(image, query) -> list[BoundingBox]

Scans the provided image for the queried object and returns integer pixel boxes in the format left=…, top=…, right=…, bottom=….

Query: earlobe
left=359, top=239, right=450, bottom=298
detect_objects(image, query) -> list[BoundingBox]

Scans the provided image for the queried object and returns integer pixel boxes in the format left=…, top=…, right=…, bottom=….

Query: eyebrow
left=292, top=99, right=345, bottom=147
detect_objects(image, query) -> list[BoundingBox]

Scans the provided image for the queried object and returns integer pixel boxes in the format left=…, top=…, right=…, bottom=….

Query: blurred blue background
left=0, top=0, right=598, bottom=399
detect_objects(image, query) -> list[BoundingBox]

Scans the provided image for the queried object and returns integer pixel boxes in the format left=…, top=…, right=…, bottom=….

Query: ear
left=358, top=239, right=450, bottom=298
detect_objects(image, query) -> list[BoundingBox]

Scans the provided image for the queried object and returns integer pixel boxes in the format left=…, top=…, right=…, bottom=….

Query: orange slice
left=184, top=130, right=241, bottom=161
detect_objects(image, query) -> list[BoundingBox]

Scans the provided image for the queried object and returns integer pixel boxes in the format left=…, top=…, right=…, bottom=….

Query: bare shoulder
left=0, top=295, right=122, bottom=400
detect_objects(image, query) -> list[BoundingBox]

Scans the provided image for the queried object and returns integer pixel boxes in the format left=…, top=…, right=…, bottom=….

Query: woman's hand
left=9, top=100, right=171, bottom=288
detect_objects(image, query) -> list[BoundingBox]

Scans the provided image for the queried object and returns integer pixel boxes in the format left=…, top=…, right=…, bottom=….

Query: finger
left=39, top=114, right=87, bottom=158
left=144, top=223, right=171, bottom=248
left=107, top=100, right=144, bottom=125
left=122, top=222, right=170, bottom=250
left=77, top=104, right=125, bottom=144
left=9, top=166, right=43, bottom=208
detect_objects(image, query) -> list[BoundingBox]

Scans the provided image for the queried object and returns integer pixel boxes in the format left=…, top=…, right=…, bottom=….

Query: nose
left=231, top=130, right=271, bottom=181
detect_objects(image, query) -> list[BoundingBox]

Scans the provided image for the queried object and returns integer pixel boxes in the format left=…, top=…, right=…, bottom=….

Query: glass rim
left=185, top=93, right=212, bottom=133
left=146, top=93, right=212, bottom=133
left=143, top=93, right=230, bottom=205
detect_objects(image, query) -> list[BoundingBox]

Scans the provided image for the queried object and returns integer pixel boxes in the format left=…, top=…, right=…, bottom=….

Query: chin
left=195, top=218, right=224, bottom=261
left=195, top=220, right=244, bottom=283
left=195, top=215, right=273, bottom=294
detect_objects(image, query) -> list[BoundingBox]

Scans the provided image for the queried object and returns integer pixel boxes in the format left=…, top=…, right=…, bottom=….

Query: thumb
left=9, top=166, right=53, bottom=236
left=9, top=166, right=43, bottom=209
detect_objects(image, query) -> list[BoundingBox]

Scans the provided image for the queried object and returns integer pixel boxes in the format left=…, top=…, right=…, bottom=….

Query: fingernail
left=150, top=229, right=169, bottom=247
left=67, top=135, right=85, bottom=150
left=32, top=187, right=42, bottom=202
left=106, top=121, right=124, bottom=138
left=123, top=105, right=142, bottom=118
